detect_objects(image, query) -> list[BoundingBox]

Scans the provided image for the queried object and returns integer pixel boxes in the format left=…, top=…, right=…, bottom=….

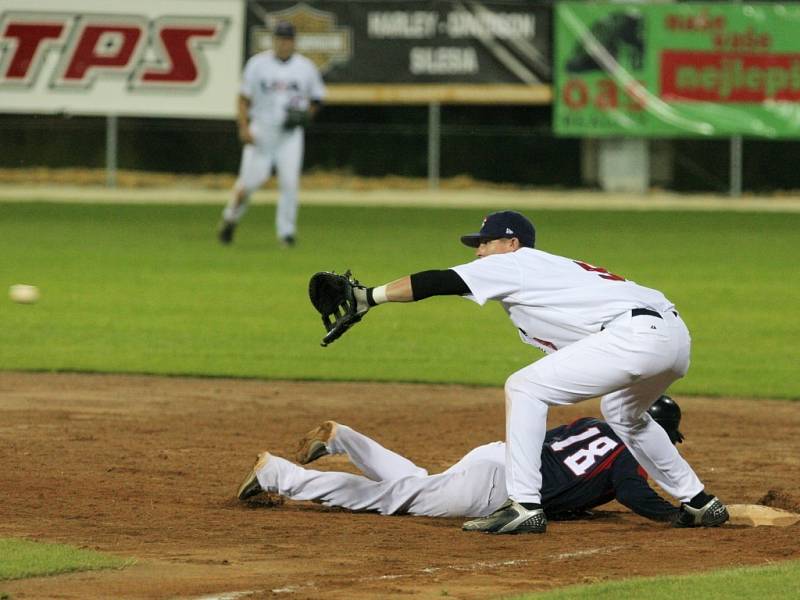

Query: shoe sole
left=674, top=499, right=730, bottom=528
left=295, top=421, right=337, bottom=465
left=492, top=513, right=547, bottom=535
left=463, top=503, right=547, bottom=534
left=236, top=451, right=271, bottom=501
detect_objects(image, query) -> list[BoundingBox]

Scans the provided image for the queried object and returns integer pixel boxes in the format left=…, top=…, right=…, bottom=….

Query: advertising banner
left=0, top=0, right=243, bottom=118
left=555, top=2, right=800, bottom=138
left=246, top=1, right=552, bottom=104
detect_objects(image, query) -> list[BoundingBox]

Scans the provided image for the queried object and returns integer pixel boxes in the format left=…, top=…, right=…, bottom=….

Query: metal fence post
left=730, top=135, right=742, bottom=197
left=428, top=102, right=440, bottom=190
left=106, top=114, right=118, bottom=188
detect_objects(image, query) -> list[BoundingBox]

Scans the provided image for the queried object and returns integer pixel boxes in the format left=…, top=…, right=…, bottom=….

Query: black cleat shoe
left=280, top=235, right=295, bottom=248
left=236, top=452, right=271, bottom=501
left=218, top=221, right=236, bottom=245
left=673, top=496, right=729, bottom=528
left=462, top=500, right=547, bottom=534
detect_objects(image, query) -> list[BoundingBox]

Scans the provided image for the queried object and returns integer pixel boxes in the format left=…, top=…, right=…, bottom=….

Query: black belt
left=632, top=308, right=663, bottom=319
left=602, top=308, right=677, bottom=330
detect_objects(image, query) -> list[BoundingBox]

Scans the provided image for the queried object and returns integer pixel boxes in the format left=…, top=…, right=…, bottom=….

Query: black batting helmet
left=647, top=395, right=684, bottom=444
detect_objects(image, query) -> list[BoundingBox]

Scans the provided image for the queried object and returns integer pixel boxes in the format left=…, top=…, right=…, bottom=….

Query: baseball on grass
left=9, top=284, right=40, bottom=304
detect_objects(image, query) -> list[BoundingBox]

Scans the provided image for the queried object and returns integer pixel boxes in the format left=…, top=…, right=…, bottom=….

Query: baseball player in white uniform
left=238, top=421, right=505, bottom=518
left=334, top=210, right=729, bottom=534
left=235, top=397, right=696, bottom=525
left=218, top=21, right=326, bottom=247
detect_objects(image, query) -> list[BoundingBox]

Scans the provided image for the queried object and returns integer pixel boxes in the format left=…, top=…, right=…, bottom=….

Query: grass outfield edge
left=2, top=368, right=797, bottom=403
left=514, top=559, right=800, bottom=599
left=3, top=185, right=800, bottom=212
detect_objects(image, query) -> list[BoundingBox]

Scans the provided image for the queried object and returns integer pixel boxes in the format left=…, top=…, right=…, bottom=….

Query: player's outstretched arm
left=612, top=453, right=680, bottom=523
left=308, top=269, right=469, bottom=347
left=368, top=275, right=412, bottom=304
left=368, top=270, right=470, bottom=306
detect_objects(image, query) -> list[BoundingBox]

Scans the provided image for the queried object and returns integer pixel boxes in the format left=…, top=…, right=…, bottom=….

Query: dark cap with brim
left=274, top=21, right=296, bottom=38
left=460, top=210, right=536, bottom=248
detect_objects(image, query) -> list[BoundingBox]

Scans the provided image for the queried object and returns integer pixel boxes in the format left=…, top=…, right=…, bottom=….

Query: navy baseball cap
left=460, top=210, right=536, bottom=248
left=274, top=21, right=296, bottom=38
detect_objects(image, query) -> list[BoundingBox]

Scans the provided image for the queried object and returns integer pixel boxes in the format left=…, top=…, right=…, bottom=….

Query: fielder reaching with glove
left=218, top=21, right=325, bottom=247
left=307, top=210, right=728, bottom=534
left=238, top=396, right=689, bottom=526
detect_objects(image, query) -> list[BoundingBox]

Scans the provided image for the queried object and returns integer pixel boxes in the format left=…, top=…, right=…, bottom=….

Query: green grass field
left=0, top=538, right=130, bottom=581
left=2, top=201, right=798, bottom=398
left=520, top=559, right=800, bottom=599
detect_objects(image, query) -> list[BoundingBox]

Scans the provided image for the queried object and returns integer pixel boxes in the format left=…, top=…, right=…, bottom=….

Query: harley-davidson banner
left=555, top=2, right=800, bottom=138
left=246, top=1, right=552, bottom=84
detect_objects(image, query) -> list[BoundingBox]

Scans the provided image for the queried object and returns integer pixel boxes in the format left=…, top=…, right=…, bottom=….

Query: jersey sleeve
left=239, top=57, right=257, bottom=98
left=450, top=253, right=523, bottom=306
left=611, top=451, right=680, bottom=522
left=308, top=61, right=326, bottom=102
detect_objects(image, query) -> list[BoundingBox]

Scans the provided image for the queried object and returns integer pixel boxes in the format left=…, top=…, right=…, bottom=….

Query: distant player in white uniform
left=218, top=21, right=326, bottom=247
left=330, top=210, right=729, bottom=534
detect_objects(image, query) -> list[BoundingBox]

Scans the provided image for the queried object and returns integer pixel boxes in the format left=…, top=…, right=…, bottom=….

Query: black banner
left=246, top=1, right=552, bottom=84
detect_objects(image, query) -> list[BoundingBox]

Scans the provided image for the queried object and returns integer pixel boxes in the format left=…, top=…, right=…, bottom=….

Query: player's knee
left=442, top=462, right=503, bottom=517
left=505, top=370, right=545, bottom=402
left=600, top=400, right=623, bottom=424
left=279, top=179, right=299, bottom=194
left=235, top=182, right=257, bottom=198
left=600, top=402, right=648, bottom=432
left=504, top=371, right=526, bottom=395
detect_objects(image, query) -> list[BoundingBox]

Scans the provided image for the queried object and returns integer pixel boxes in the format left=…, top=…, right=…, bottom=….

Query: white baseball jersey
left=240, top=50, right=325, bottom=130
left=452, top=247, right=674, bottom=354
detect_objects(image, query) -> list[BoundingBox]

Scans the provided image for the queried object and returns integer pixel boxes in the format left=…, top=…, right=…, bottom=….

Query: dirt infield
left=1, top=373, right=799, bottom=600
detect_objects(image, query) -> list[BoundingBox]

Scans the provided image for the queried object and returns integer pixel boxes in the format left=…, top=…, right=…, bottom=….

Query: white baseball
left=9, top=284, right=40, bottom=304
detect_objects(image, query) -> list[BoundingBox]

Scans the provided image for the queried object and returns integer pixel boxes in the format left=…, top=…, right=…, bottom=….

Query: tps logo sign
left=0, top=12, right=229, bottom=90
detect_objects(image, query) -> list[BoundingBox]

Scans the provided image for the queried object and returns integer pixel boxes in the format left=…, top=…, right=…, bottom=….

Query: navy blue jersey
left=540, top=417, right=678, bottom=522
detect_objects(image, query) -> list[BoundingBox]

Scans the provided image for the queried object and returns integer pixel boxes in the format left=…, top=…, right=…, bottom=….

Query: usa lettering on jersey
left=259, top=79, right=302, bottom=94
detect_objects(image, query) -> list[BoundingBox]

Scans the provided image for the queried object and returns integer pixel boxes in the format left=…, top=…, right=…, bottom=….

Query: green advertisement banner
left=555, top=2, right=800, bottom=138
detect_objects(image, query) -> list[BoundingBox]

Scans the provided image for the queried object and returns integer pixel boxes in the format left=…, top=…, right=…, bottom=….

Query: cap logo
left=505, top=228, right=514, bottom=234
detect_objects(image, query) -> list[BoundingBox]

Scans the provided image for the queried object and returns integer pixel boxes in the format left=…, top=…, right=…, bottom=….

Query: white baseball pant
left=253, top=425, right=507, bottom=518
left=505, top=310, right=704, bottom=505
left=223, top=124, right=304, bottom=240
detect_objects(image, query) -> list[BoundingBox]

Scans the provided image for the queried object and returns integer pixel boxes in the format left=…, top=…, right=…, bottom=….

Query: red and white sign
left=0, top=0, right=244, bottom=118
left=661, top=50, right=800, bottom=103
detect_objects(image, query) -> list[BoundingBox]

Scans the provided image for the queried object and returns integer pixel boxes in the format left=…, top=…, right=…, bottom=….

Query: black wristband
left=410, top=270, right=470, bottom=300
left=366, top=287, right=377, bottom=307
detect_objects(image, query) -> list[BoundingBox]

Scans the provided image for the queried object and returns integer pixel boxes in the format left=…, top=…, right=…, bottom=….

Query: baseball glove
left=283, top=108, right=310, bottom=130
left=308, top=270, right=369, bottom=347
